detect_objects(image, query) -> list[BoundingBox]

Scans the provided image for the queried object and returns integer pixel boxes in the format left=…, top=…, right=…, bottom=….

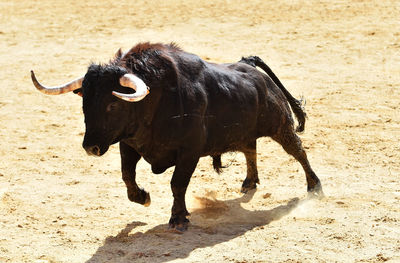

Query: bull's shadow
left=86, top=191, right=301, bottom=263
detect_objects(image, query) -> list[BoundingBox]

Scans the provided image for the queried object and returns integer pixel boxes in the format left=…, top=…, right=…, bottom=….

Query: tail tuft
left=212, top=155, right=223, bottom=174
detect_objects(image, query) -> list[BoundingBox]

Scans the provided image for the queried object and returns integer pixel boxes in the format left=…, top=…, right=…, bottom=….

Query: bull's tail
left=240, top=56, right=306, bottom=133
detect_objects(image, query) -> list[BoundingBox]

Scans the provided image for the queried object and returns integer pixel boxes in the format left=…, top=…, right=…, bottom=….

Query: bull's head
left=31, top=64, right=149, bottom=156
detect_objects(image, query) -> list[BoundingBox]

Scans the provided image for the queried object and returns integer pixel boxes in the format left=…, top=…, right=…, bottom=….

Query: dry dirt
left=1, top=0, right=399, bottom=262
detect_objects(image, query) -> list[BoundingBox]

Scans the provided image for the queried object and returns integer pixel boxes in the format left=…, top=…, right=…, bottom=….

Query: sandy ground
left=1, top=0, right=399, bottom=262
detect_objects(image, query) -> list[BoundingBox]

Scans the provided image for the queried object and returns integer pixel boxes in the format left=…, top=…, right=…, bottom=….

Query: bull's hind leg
left=273, top=128, right=324, bottom=198
left=241, top=141, right=260, bottom=193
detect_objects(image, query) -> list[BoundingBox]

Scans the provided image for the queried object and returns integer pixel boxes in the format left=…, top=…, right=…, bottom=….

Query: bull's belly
left=202, top=128, right=257, bottom=155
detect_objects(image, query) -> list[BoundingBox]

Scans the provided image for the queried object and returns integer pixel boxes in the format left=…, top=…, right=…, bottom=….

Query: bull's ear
left=73, top=88, right=83, bottom=97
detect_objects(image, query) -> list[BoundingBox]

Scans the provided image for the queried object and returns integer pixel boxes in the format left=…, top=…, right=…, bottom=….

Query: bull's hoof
left=168, top=223, right=188, bottom=233
left=143, top=192, right=151, bottom=207
left=127, top=188, right=151, bottom=206
left=168, top=216, right=189, bottom=232
left=307, top=182, right=324, bottom=199
left=241, top=185, right=256, bottom=194
left=241, top=178, right=258, bottom=193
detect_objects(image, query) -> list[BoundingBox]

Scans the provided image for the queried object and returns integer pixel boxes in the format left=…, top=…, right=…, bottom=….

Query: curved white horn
left=112, top=73, right=149, bottom=102
left=31, top=70, right=83, bottom=95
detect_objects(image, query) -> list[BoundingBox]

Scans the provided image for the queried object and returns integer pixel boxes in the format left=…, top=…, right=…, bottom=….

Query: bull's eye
left=106, top=102, right=119, bottom=112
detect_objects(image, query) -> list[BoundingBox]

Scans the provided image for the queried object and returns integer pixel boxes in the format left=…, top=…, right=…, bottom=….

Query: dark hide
left=78, top=42, right=323, bottom=231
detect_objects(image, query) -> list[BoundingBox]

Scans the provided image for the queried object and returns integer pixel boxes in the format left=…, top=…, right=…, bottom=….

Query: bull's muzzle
left=84, top=145, right=101, bottom=156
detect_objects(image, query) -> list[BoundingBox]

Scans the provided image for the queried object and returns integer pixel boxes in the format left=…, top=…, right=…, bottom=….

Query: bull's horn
left=31, top=70, right=83, bottom=95
left=112, top=73, right=149, bottom=102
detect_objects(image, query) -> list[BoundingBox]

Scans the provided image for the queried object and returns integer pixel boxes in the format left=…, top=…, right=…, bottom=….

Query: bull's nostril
left=92, top=146, right=100, bottom=156
left=85, top=145, right=101, bottom=156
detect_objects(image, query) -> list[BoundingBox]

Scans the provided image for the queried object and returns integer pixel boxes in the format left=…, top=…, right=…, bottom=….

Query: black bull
left=31, top=42, right=323, bottom=231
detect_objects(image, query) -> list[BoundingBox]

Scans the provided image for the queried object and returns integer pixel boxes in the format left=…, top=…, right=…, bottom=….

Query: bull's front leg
left=120, top=142, right=150, bottom=206
left=169, top=152, right=200, bottom=231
